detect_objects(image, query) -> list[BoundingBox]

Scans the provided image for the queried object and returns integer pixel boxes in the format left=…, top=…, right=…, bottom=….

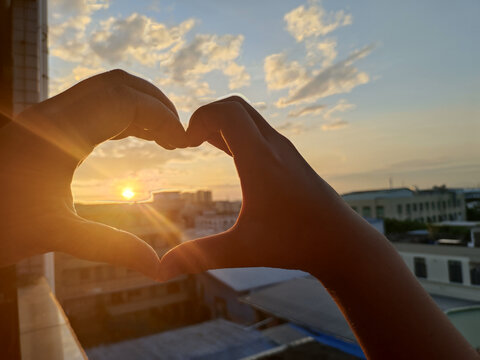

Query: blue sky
left=48, top=0, right=479, bottom=201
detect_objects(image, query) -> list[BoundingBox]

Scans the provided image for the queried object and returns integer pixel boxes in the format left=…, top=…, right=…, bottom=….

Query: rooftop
left=87, top=319, right=276, bottom=360
left=207, top=267, right=310, bottom=293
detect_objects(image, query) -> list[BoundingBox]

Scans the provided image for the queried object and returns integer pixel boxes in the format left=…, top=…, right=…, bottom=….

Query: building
left=342, top=187, right=466, bottom=222
left=195, top=267, right=309, bottom=324
left=396, top=243, right=480, bottom=301
left=55, top=201, right=202, bottom=347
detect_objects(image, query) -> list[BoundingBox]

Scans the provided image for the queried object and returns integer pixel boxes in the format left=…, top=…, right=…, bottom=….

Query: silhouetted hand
left=158, top=96, right=478, bottom=359
left=158, top=96, right=351, bottom=278
left=0, top=70, right=186, bottom=279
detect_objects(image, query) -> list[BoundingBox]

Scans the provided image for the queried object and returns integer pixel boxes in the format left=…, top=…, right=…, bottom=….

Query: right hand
left=158, top=96, right=361, bottom=280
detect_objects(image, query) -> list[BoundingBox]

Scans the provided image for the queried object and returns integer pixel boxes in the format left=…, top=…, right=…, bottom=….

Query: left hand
left=0, top=70, right=186, bottom=279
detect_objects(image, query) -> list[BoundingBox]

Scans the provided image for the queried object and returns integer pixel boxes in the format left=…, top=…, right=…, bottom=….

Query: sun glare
left=122, top=187, right=135, bottom=200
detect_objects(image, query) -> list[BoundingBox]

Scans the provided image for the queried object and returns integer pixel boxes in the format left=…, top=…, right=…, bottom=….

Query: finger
left=206, top=133, right=232, bottom=156
left=158, top=230, right=251, bottom=281
left=131, top=89, right=187, bottom=148
left=51, top=69, right=179, bottom=119
left=54, top=218, right=161, bottom=280
left=213, top=96, right=278, bottom=140
left=187, top=101, right=268, bottom=159
left=111, top=124, right=156, bottom=141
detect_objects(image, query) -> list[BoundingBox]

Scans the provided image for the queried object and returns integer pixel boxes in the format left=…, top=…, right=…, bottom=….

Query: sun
left=122, top=187, right=135, bottom=200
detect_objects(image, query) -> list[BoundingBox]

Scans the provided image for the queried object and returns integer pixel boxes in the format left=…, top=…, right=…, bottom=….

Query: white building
left=343, top=187, right=466, bottom=222
left=396, top=243, right=480, bottom=301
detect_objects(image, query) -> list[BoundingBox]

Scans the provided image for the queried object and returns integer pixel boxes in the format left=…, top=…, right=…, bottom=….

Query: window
left=80, top=268, right=90, bottom=281
left=442, top=201, right=446, bottom=210
left=94, top=266, right=103, bottom=281
left=397, top=204, right=403, bottom=215
left=425, top=202, right=429, bottom=211
left=375, top=205, right=385, bottom=218
left=448, top=260, right=463, bottom=283
left=432, top=202, right=435, bottom=210
left=166, top=282, right=180, bottom=294
left=362, top=206, right=371, bottom=218
left=470, top=262, right=480, bottom=286
left=111, top=293, right=124, bottom=305
left=413, top=203, right=417, bottom=212
left=419, top=203, right=423, bottom=212
left=406, top=204, right=411, bottom=215
left=414, top=257, right=427, bottom=278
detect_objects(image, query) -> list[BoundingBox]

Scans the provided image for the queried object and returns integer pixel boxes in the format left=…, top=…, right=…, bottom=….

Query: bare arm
left=158, top=96, right=478, bottom=359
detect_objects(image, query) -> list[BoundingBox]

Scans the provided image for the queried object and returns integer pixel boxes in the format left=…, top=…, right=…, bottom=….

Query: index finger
left=187, top=101, right=268, bottom=160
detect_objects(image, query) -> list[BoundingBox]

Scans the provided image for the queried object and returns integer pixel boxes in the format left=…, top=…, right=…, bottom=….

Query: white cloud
left=276, top=45, right=373, bottom=107
left=288, top=103, right=325, bottom=117
left=264, top=53, right=308, bottom=90
left=284, top=1, right=352, bottom=42
left=49, top=65, right=105, bottom=96
left=223, top=62, right=251, bottom=90
left=321, top=99, right=355, bottom=131
left=306, top=38, right=337, bottom=68
left=162, top=34, right=249, bottom=87
left=89, top=14, right=195, bottom=65
left=49, top=0, right=110, bottom=65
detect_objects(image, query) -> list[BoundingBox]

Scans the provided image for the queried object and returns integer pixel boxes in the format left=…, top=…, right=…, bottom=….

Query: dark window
left=414, top=257, right=427, bottom=278
left=94, top=266, right=103, bottom=281
left=470, top=262, right=480, bottom=286
left=413, top=203, right=417, bottom=212
left=432, top=202, right=435, bottom=210
left=397, top=204, right=403, bottom=214
left=419, top=203, right=423, bottom=212
left=166, top=282, right=180, bottom=294
left=425, top=202, right=429, bottom=211
left=406, top=204, right=411, bottom=215
left=375, top=206, right=385, bottom=218
left=111, top=293, right=124, bottom=305
left=448, top=260, right=463, bottom=283
left=362, top=206, right=371, bottom=218
left=80, top=268, right=90, bottom=281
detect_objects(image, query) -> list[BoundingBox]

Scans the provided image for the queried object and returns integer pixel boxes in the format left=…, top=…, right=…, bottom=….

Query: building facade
left=343, top=187, right=466, bottom=222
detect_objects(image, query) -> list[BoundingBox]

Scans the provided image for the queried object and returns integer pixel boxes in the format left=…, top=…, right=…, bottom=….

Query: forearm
left=309, top=201, right=478, bottom=359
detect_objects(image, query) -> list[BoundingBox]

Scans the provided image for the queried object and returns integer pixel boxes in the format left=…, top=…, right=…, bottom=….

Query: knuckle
left=104, top=69, right=130, bottom=83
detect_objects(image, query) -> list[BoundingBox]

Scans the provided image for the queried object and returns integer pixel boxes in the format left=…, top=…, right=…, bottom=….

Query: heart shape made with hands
left=2, top=70, right=327, bottom=283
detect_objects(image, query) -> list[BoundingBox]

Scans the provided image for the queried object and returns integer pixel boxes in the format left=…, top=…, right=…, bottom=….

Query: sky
left=48, top=0, right=480, bottom=202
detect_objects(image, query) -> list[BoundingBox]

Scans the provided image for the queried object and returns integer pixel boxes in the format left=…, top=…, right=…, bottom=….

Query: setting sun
left=122, top=187, right=135, bottom=200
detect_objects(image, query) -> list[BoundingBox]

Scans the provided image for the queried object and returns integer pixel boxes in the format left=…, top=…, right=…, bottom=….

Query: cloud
left=321, top=99, right=355, bottom=130
left=252, top=101, right=267, bottom=110
left=49, top=0, right=110, bottom=64
left=288, top=103, right=325, bottom=117
left=284, top=1, right=352, bottom=42
left=49, top=64, right=105, bottom=96
left=223, top=62, right=251, bottom=90
left=162, top=34, right=249, bottom=89
left=275, top=120, right=310, bottom=135
left=305, top=38, right=337, bottom=68
left=264, top=53, right=308, bottom=90
left=89, top=14, right=195, bottom=65
left=276, top=45, right=374, bottom=107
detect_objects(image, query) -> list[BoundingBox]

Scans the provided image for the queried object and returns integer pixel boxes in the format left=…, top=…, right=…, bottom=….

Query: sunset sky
left=48, top=0, right=480, bottom=202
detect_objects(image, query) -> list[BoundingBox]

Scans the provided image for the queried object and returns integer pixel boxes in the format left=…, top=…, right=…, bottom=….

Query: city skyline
left=47, top=0, right=480, bottom=201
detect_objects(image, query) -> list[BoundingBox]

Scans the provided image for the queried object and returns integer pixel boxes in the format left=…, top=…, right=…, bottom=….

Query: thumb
left=158, top=229, right=252, bottom=281
left=54, top=217, right=161, bottom=280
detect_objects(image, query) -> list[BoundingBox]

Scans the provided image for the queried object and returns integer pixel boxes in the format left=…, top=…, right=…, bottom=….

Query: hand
left=157, top=96, right=478, bottom=359
left=0, top=70, right=186, bottom=279
left=158, top=96, right=354, bottom=279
